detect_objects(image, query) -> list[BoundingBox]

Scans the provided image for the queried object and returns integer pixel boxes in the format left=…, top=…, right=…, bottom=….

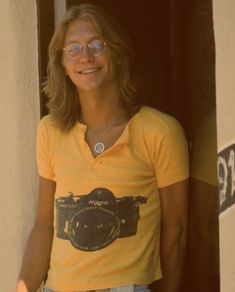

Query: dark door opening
left=67, top=0, right=173, bottom=113
left=39, top=0, right=220, bottom=291
left=67, top=2, right=219, bottom=291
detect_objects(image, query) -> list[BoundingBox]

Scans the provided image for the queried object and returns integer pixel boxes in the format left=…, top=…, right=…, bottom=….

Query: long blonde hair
left=43, top=3, right=142, bottom=131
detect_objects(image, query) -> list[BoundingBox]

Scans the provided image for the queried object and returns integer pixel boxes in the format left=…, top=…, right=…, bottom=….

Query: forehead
left=64, top=18, right=101, bottom=44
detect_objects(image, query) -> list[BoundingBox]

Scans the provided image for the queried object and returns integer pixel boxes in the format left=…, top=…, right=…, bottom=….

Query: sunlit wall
left=214, top=0, right=235, bottom=291
left=0, top=1, right=40, bottom=291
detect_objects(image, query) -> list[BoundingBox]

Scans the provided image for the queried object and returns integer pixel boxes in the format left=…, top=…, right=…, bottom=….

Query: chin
left=78, top=83, right=102, bottom=92
left=77, top=79, right=113, bottom=93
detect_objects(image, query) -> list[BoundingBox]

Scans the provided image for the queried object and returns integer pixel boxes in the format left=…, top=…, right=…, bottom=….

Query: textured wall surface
left=214, top=0, right=235, bottom=146
left=0, top=1, right=40, bottom=291
left=214, top=0, right=235, bottom=291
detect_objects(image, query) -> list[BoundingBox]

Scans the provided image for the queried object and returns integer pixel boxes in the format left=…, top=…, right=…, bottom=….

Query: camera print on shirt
left=55, top=188, right=147, bottom=251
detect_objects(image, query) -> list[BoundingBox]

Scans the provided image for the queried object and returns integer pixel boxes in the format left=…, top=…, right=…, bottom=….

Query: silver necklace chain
left=87, top=112, right=120, bottom=154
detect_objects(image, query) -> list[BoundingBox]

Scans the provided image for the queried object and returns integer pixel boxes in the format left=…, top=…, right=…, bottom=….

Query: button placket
left=86, top=157, right=105, bottom=183
left=91, top=158, right=105, bottom=170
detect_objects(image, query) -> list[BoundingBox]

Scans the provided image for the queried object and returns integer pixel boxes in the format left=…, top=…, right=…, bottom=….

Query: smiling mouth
left=78, top=67, right=101, bottom=74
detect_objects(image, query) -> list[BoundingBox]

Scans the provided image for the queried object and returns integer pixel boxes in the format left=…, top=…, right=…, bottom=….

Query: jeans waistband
left=44, top=284, right=151, bottom=292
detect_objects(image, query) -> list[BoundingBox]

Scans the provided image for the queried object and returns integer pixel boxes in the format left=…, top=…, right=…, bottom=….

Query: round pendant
left=94, top=142, right=105, bottom=154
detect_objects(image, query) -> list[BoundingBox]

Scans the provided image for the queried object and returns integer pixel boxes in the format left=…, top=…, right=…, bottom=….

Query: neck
left=78, top=87, right=124, bottom=131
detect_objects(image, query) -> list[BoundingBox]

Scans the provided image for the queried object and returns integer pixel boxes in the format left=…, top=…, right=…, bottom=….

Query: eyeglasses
left=62, top=39, right=106, bottom=60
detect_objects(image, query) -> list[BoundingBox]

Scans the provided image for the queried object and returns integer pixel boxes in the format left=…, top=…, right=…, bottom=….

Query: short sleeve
left=154, top=124, right=189, bottom=188
left=36, top=118, right=55, bottom=180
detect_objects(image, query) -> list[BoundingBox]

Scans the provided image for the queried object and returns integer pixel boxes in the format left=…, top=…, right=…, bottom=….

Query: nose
left=79, top=44, right=94, bottom=63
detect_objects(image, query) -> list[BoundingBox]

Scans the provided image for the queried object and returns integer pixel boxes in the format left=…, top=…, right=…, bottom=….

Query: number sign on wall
left=218, top=143, right=235, bottom=213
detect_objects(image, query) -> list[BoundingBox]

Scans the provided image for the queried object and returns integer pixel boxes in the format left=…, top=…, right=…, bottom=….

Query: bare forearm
left=16, top=224, right=53, bottom=292
left=160, top=228, right=187, bottom=292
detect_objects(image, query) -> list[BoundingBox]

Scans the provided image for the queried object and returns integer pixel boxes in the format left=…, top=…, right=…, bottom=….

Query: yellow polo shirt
left=36, top=106, right=189, bottom=291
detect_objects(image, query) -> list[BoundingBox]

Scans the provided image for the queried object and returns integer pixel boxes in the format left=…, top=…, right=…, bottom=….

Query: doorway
left=39, top=0, right=220, bottom=290
left=67, top=0, right=173, bottom=113
left=67, top=1, right=219, bottom=290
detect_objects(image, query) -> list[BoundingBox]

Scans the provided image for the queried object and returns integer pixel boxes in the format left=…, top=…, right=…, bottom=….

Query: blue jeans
left=44, top=284, right=151, bottom=292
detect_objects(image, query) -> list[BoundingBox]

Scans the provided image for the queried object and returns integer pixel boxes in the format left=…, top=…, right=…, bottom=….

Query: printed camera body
left=55, top=188, right=147, bottom=251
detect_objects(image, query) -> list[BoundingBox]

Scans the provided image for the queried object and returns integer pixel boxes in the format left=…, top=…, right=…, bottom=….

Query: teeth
left=80, top=68, right=97, bottom=74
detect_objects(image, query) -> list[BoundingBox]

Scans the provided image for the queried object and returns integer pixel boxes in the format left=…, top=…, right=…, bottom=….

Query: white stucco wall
left=214, top=0, right=235, bottom=291
left=0, top=1, right=40, bottom=291
left=214, top=0, right=235, bottom=146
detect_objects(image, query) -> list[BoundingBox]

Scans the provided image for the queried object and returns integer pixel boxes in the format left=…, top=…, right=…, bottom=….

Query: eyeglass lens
left=64, top=40, right=105, bottom=59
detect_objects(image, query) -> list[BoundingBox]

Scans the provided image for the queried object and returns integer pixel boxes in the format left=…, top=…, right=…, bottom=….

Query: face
left=62, top=19, right=115, bottom=93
